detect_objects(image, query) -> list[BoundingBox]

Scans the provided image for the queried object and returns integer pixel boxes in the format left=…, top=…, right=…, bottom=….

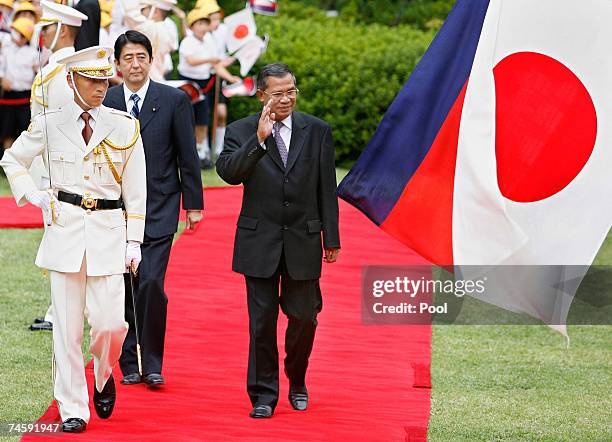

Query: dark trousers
left=120, top=234, right=173, bottom=376
left=245, top=254, right=323, bottom=409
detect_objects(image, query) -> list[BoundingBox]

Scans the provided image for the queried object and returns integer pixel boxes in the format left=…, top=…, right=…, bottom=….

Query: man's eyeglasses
left=261, top=89, right=300, bottom=100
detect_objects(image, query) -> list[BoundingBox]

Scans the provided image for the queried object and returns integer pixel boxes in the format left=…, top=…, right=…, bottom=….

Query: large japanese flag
left=455, top=0, right=612, bottom=267
left=224, top=7, right=257, bottom=54
left=338, top=0, right=612, bottom=333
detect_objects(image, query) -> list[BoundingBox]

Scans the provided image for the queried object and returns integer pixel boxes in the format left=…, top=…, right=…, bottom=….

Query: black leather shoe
left=62, top=418, right=87, bottom=433
left=249, top=405, right=273, bottom=419
left=33, top=317, right=46, bottom=324
left=143, top=373, right=165, bottom=388
left=29, top=321, right=52, bottom=331
left=120, top=373, right=142, bottom=385
left=93, top=374, right=116, bottom=419
left=288, top=385, right=308, bottom=411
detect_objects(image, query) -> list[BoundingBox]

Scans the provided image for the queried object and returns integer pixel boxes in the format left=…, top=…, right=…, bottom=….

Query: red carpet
left=22, top=186, right=431, bottom=441
left=0, top=197, right=43, bottom=228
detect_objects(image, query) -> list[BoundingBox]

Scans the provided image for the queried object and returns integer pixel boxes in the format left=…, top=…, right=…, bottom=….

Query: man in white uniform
left=0, top=46, right=147, bottom=433
left=28, top=0, right=88, bottom=332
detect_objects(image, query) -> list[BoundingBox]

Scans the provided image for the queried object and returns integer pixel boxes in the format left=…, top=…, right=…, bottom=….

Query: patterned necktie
left=273, top=121, right=288, bottom=167
left=81, top=112, right=92, bottom=144
left=130, top=93, right=140, bottom=118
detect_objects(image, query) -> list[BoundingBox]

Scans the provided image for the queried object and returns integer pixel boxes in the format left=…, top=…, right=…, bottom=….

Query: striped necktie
left=130, top=93, right=140, bottom=118
left=273, top=122, right=288, bottom=167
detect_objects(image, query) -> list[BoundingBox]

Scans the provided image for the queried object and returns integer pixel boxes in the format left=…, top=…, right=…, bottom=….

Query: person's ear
left=66, top=74, right=75, bottom=91
left=256, top=90, right=265, bottom=103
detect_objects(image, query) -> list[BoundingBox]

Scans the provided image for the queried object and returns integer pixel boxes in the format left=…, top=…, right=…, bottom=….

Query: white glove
left=25, top=190, right=60, bottom=226
left=125, top=241, right=142, bottom=272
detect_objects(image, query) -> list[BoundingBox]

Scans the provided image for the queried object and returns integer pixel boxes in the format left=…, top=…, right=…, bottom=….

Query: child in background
left=178, top=5, right=238, bottom=169
left=197, top=0, right=235, bottom=159
left=0, top=17, right=38, bottom=151
left=12, top=1, right=37, bottom=22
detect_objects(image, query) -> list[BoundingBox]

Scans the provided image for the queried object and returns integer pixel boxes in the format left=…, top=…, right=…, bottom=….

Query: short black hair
left=257, top=63, right=296, bottom=91
left=66, top=25, right=80, bottom=40
left=114, top=30, right=153, bottom=61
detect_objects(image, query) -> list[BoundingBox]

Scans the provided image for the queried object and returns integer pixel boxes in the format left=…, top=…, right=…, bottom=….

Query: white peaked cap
left=39, top=0, right=88, bottom=27
left=57, top=46, right=115, bottom=79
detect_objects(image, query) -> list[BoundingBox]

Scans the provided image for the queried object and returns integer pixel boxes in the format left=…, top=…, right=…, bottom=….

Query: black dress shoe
left=33, top=317, right=45, bottom=324
left=288, top=385, right=308, bottom=411
left=143, top=373, right=165, bottom=388
left=120, top=373, right=142, bottom=385
left=249, top=404, right=273, bottom=419
left=62, top=418, right=87, bottom=433
left=29, top=321, right=52, bottom=331
left=93, top=374, right=116, bottom=419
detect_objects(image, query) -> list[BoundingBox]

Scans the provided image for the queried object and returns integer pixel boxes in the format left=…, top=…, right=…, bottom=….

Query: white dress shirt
left=178, top=33, right=216, bottom=80
left=0, top=39, right=38, bottom=91
left=123, top=79, right=150, bottom=115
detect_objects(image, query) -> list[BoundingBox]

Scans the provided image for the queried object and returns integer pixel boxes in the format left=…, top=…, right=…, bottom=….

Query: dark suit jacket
left=216, top=111, right=340, bottom=280
left=74, top=0, right=100, bottom=50
left=104, top=80, right=203, bottom=238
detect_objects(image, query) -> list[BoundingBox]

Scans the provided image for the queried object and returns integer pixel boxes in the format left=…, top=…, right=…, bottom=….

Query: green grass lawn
left=0, top=168, right=610, bottom=440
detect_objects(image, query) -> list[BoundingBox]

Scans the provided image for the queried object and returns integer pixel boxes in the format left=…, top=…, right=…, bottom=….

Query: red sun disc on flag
left=233, top=24, right=250, bottom=39
left=493, top=51, right=597, bottom=203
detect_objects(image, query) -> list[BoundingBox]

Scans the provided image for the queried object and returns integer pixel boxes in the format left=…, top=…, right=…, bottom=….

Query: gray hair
left=256, top=63, right=297, bottom=91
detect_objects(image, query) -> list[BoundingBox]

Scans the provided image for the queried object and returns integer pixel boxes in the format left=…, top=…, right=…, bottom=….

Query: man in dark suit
left=103, top=30, right=203, bottom=387
left=73, top=0, right=100, bottom=50
left=217, top=63, right=340, bottom=419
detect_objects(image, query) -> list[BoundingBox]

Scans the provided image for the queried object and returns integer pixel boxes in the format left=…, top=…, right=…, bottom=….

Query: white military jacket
left=0, top=101, right=147, bottom=276
left=30, top=46, right=75, bottom=118
left=29, top=47, right=75, bottom=189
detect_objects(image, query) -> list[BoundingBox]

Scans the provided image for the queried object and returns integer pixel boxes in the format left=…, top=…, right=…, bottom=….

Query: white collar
left=72, top=99, right=100, bottom=121
left=277, top=114, right=292, bottom=130
left=50, top=46, right=75, bottom=64
left=123, top=78, right=150, bottom=103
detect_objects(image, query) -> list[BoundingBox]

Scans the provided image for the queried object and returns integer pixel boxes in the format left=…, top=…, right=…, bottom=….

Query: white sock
left=214, top=127, right=226, bottom=156
left=197, top=138, right=211, bottom=161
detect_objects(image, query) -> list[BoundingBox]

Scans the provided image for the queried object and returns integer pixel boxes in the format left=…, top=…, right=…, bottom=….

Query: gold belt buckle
left=81, top=197, right=97, bottom=210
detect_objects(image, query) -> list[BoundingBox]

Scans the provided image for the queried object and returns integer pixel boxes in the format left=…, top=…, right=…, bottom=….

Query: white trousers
left=50, top=258, right=128, bottom=422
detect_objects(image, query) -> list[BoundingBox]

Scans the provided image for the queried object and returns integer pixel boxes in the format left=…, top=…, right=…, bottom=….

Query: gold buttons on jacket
left=84, top=175, right=90, bottom=180
left=84, top=156, right=90, bottom=161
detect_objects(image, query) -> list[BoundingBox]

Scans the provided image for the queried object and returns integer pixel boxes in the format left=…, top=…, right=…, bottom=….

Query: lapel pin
left=152, top=107, right=157, bottom=112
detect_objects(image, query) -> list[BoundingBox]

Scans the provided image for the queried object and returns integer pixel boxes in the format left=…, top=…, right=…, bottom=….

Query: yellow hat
left=0, top=0, right=14, bottom=9
left=14, top=1, right=36, bottom=15
left=11, top=17, right=35, bottom=41
left=187, top=4, right=219, bottom=26
left=194, top=0, right=220, bottom=12
left=57, top=45, right=115, bottom=79
left=100, top=10, right=111, bottom=27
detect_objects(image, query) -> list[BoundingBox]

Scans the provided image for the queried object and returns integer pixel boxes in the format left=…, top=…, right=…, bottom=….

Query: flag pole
left=211, top=73, right=220, bottom=163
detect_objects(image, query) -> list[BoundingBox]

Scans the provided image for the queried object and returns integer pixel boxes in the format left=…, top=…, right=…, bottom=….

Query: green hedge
left=225, top=14, right=434, bottom=164
left=176, top=0, right=454, bottom=29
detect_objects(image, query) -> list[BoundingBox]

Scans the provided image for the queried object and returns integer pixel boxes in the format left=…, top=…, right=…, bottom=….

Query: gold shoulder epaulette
left=32, top=64, right=64, bottom=88
left=31, top=65, right=65, bottom=107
